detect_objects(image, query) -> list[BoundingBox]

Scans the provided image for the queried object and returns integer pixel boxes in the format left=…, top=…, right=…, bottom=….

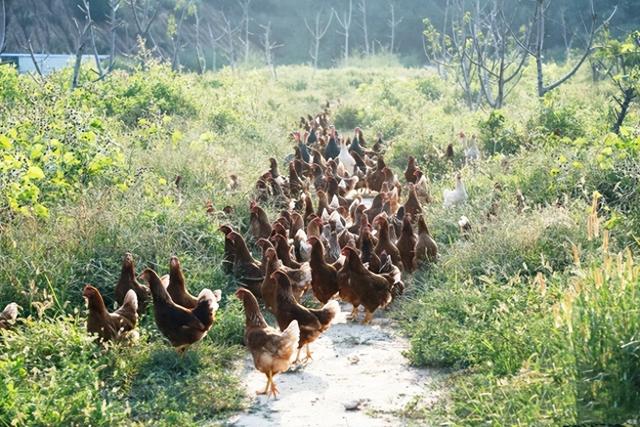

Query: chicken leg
left=363, top=310, right=373, bottom=325
left=257, top=372, right=273, bottom=395
left=348, top=305, right=358, bottom=321
left=269, top=378, right=280, bottom=398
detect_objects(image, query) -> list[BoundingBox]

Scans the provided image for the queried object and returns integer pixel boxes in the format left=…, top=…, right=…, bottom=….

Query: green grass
left=1, top=54, right=639, bottom=425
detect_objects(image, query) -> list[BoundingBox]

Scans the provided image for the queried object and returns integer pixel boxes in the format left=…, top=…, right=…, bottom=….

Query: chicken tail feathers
left=282, top=319, right=300, bottom=354
left=312, top=299, right=340, bottom=328
left=193, top=288, right=219, bottom=328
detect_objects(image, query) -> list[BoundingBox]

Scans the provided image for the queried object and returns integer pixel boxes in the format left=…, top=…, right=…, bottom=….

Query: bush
left=478, top=110, right=523, bottom=155
left=415, top=77, right=442, bottom=101
left=529, top=94, right=585, bottom=142
left=334, top=105, right=363, bottom=130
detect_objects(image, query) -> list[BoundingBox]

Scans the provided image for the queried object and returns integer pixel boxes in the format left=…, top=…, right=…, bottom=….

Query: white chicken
left=443, top=173, right=468, bottom=208
left=338, top=139, right=356, bottom=176
left=464, top=135, right=481, bottom=163
left=294, top=229, right=312, bottom=262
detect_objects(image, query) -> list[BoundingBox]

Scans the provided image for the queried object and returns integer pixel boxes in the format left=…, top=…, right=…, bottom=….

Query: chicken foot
left=363, top=310, right=374, bottom=324
left=257, top=371, right=273, bottom=396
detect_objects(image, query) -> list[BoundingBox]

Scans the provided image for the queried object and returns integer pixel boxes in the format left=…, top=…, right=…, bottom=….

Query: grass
left=0, top=54, right=639, bottom=425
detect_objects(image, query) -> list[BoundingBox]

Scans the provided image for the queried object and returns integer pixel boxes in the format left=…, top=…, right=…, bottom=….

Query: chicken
left=403, top=183, right=423, bottom=218
left=294, top=228, right=312, bottom=262
left=83, top=285, right=138, bottom=342
left=114, top=252, right=151, bottom=315
left=459, top=215, right=472, bottom=239
left=396, top=214, right=417, bottom=273
left=228, top=174, right=240, bottom=191
left=443, top=173, right=468, bottom=208
left=308, top=236, right=340, bottom=303
left=341, top=247, right=394, bottom=324
left=250, top=202, right=272, bottom=240
left=413, top=170, right=431, bottom=203
left=140, top=268, right=220, bottom=353
left=272, top=270, right=339, bottom=362
left=227, top=231, right=264, bottom=298
left=464, top=134, right=481, bottom=163
left=373, top=215, right=403, bottom=271
left=0, top=302, right=18, bottom=330
left=404, top=156, right=419, bottom=184
left=219, top=224, right=236, bottom=275
left=338, top=138, right=356, bottom=175
left=236, top=288, right=299, bottom=398
left=272, top=233, right=301, bottom=269
left=167, top=256, right=212, bottom=309
left=415, top=215, right=438, bottom=264
left=262, top=247, right=311, bottom=313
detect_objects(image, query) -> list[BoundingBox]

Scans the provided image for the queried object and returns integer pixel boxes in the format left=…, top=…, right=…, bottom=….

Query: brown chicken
left=404, top=156, right=419, bottom=184
left=114, top=252, right=151, bottom=315
left=140, top=269, right=221, bottom=353
left=236, top=288, right=299, bottom=397
left=373, top=215, right=403, bottom=270
left=219, top=224, right=236, bottom=275
left=227, top=231, right=264, bottom=298
left=336, top=250, right=361, bottom=319
left=341, top=246, right=394, bottom=324
left=166, top=256, right=219, bottom=309
left=415, top=214, right=438, bottom=263
left=272, top=270, right=339, bottom=362
left=0, top=302, right=18, bottom=330
left=272, top=233, right=301, bottom=269
left=396, top=214, right=418, bottom=273
left=83, top=285, right=138, bottom=342
left=308, top=236, right=339, bottom=303
left=403, top=183, right=423, bottom=218
left=261, top=247, right=310, bottom=313
left=250, top=202, right=272, bottom=241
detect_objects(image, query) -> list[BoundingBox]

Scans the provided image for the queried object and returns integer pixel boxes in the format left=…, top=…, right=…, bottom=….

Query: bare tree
left=304, top=10, right=333, bottom=69
left=334, top=0, right=353, bottom=64
left=358, top=0, right=369, bottom=55
left=218, top=11, right=241, bottom=69
left=207, top=22, right=224, bottom=71
left=468, top=0, right=529, bottom=109
left=70, top=1, right=92, bottom=88
left=238, top=0, right=252, bottom=63
left=559, top=6, right=575, bottom=59
left=387, top=2, right=403, bottom=53
left=194, top=4, right=205, bottom=73
left=168, top=1, right=192, bottom=71
left=0, top=0, right=6, bottom=54
left=513, top=0, right=616, bottom=97
left=107, top=0, right=121, bottom=71
left=128, top=0, right=162, bottom=57
left=259, top=21, right=282, bottom=79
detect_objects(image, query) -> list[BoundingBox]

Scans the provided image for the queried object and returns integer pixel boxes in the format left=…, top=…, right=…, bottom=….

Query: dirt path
left=227, top=303, right=442, bottom=427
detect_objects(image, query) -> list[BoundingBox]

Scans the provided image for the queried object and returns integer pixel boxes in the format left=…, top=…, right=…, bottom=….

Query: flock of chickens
left=216, top=107, right=480, bottom=397
left=0, top=104, right=484, bottom=400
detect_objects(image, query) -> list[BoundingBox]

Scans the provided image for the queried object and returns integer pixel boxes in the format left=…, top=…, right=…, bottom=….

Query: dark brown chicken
left=396, top=214, right=417, bottom=273
left=250, top=202, right=273, bottom=241
left=0, top=302, right=18, bottom=330
left=114, top=252, right=151, bottom=315
left=373, top=215, right=403, bottom=270
left=308, top=236, right=339, bottom=303
left=341, top=247, right=394, bottom=324
left=272, top=233, right=302, bottom=269
left=415, top=214, right=438, bottom=263
left=227, top=231, right=264, bottom=298
left=404, top=156, right=419, bottom=184
left=236, top=288, right=299, bottom=397
left=403, top=183, right=423, bottom=218
left=140, top=269, right=221, bottom=353
left=83, top=285, right=138, bottom=342
left=219, top=224, right=236, bottom=275
left=272, top=270, right=339, bottom=362
left=261, top=247, right=311, bottom=313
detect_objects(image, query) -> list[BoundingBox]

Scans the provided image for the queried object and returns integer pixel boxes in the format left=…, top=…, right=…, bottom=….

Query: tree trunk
left=612, top=88, right=636, bottom=134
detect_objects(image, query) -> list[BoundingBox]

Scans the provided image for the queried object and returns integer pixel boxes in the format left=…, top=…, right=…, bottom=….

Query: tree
left=260, top=21, right=282, bottom=79
left=304, top=10, right=333, bottom=69
left=334, top=0, right=353, bottom=64
left=514, top=0, right=617, bottom=97
left=237, top=0, right=252, bottom=63
left=468, top=0, right=528, bottom=109
left=70, top=0, right=92, bottom=88
left=594, top=30, right=640, bottom=133
left=358, top=0, right=369, bottom=55
left=0, top=0, right=6, bottom=54
left=387, top=2, right=402, bottom=53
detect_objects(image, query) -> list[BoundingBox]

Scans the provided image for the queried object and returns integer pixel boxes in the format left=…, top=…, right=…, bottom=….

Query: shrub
left=478, top=110, right=523, bottom=155
left=334, top=105, right=363, bottom=130
left=415, top=77, right=442, bottom=101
